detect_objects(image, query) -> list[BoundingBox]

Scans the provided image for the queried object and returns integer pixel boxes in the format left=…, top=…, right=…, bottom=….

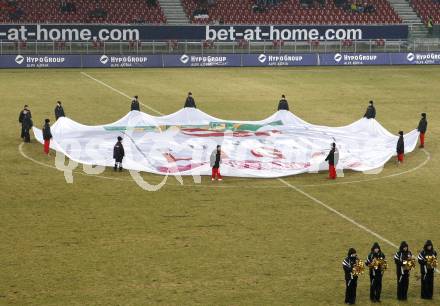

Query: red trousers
left=44, top=139, right=50, bottom=154
left=397, top=153, right=404, bottom=162
left=329, top=164, right=336, bottom=179
left=212, top=167, right=222, bottom=180
left=420, top=133, right=425, bottom=147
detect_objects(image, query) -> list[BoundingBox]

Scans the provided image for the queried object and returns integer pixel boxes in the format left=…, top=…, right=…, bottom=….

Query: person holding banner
left=131, top=95, right=140, bottom=111
left=18, top=105, right=31, bottom=139
left=396, top=131, right=404, bottom=164
left=42, top=119, right=52, bottom=155
left=20, top=109, right=33, bottom=143
left=113, top=136, right=125, bottom=172
left=54, top=101, right=65, bottom=120
left=363, top=100, right=376, bottom=119
left=210, top=145, right=222, bottom=181
left=417, top=113, right=427, bottom=148
left=277, top=94, right=289, bottom=111
left=325, top=142, right=338, bottom=179
left=184, top=92, right=197, bottom=108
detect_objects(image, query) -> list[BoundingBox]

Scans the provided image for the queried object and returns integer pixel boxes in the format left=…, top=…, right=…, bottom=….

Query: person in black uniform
left=21, top=109, right=33, bottom=143
left=394, top=241, right=412, bottom=301
left=396, top=131, right=404, bottom=164
left=365, top=242, right=385, bottom=303
left=417, top=113, right=428, bottom=148
left=277, top=94, right=289, bottom=111
left=418, top=240, right=437, bottom=299
left=131, top=95, right=140, bottom=111
left=363, top=100, right=376, bottom=119
left=18, top=105, right=32, bottom=139
left=113, top=136, right=125, bottom=172
left=343, top=248, right=359, bottom=305
left=184, top=92, right=196, bottom=108
left=54, top=101, right=66, bottom=120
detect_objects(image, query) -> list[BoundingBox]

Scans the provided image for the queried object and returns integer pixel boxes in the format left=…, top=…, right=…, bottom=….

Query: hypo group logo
left=100, top=55, right=109, bottom=64
left=334, top=53, right=343, bottom=62
left=258, top=54, right=267, bottom=63
left=405, top=52, right=440, bottom=64
left=179, top=54, right=230, bottom=66
left=179, top=54, right=190, bottom=64
left=98, top=55, right=149, bottom=67
left=12, top=55, right=68, bottom=67
left=321, top=53, right=385, bottom=66
left=245, top=53, right=317, bottom=66
left=15, top=55, right=24, bottom=64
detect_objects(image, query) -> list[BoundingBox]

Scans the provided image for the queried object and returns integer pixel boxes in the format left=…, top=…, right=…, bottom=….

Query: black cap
left=399, top=131, right=403, bottom=136
left=424, top=240, right=433, bottom=249
left=399, top=241, right=408, bottom=251
left=371, top=242, right=380, bottom=251
left=188, top=92, right=192, bottom=95
left=134, top=95, right=138, bottom=99
left=421, top=113, right=426, bottom=118
left=369, top=100, right=374, bottom=105
left=117, top=136, right=123, bottom=141
left=45, top=118, right=50, bottom=123
left=281, top=94, right=285, bottom=98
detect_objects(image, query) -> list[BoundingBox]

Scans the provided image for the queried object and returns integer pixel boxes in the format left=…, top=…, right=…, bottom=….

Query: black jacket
left=418, top=241, right=437, bottom=273
left=54, top=105, right=65, bottom=120
left=22, top=113, right=33, bottom=129
left=19, top=109, right=32, bottom=123
left=277, top=99, right=289, bottom=111
left=417, top=118, right=427, bottom=133
left=131, top=100, right=140, bottom=111
left=364, top=105, right=376, bottom=119
left=42, top=123, right=52, bottom=140
left=394, top=245, right=412, bottom=275
left=396, top=135, right=404, bottom=154
left=184, top=96, right=196, bottom=108
left=325, top=148, right=335, bottom=165
left=342, top=256, right=358, bottom=281
left=113, top=141, right=125, bottom=159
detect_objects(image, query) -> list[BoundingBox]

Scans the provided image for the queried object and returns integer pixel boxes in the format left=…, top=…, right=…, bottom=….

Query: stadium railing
left=1, top=39, right=439, bottom=55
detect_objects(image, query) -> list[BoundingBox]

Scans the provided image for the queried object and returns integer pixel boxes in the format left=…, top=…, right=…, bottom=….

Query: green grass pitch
left=1, top=66, right=440, bottom=305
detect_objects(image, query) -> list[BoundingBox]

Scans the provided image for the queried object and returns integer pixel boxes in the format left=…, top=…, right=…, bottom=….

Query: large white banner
left=33, top=109, right=419, bottom=177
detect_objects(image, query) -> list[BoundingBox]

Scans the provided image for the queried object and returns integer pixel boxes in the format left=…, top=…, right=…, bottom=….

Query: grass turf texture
left=1, top=66, right=439, bottom=305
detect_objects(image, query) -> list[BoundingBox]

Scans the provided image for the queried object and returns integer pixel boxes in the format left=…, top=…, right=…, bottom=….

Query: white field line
left=278, top=177, right=439, bottom=273
left=278, top=177, right=399, bottom=248
left=80, top=71, right=165, bottom=116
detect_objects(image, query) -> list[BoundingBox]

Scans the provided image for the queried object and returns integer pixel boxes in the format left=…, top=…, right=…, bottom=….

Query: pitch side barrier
left=1, top=52, right=440, bottom=68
